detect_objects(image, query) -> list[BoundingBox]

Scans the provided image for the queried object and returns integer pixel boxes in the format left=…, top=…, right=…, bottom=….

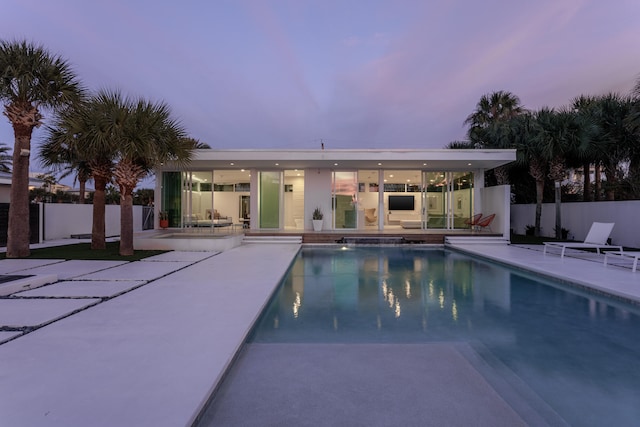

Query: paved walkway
left=0, top=242, right=638, bottom=426
left=452, top=243, right=640, bottom=303
left=0, top=243, right=300, bottom=427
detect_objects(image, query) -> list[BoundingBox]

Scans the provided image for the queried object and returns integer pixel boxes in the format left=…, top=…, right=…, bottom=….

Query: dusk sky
left=2, top=0, right=640, bottom=159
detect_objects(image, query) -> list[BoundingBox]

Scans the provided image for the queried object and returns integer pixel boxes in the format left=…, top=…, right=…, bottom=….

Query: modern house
left=153, top=148, right=516, bottom=240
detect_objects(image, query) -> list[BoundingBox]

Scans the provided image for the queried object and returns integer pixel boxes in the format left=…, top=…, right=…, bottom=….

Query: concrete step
left=242, top=235, right=302, bottom=244
left=445, top=236, right=510, bottom=246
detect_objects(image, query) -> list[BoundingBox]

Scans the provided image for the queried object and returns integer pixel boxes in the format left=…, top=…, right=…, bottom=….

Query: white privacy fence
left=511, top=201, right=640, bottom=248
left=41, top=203, right=143, bottom=241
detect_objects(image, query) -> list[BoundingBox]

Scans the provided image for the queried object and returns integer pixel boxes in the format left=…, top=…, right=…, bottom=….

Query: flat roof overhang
left=158, top=148, right=516, bottom=172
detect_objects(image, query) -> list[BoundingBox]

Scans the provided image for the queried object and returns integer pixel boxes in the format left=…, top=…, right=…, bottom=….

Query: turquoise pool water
left=249, top=247, right=640, bottom=426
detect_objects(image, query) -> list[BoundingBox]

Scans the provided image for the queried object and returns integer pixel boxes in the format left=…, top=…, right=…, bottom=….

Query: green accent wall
left=162, top=172, right=182, bottom=227
left=259, top=171, right=280, bottom=228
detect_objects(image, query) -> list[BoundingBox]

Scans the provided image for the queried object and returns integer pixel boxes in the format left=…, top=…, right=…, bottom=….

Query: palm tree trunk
left=535, top=179, right=544, bottom=237
left=582, top=162, right=591, bottom=201
left=603, top=163, right=617, bottom=201
left=594, top=164, right=601, bottom=201
left=119, top=185, right=134, bottom=256
left=79, top=179, right=86, bottom=204
left=91, top=174, right=108, bottom=250
left=6, top=124, right=33, bottom=258
left=554, top=181, right=562, bottom=239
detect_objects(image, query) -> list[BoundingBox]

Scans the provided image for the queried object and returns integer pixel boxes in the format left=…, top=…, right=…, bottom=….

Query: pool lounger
left=543, top=222, right=622, bottom=258
left=604, top=251, right=640, bottom=272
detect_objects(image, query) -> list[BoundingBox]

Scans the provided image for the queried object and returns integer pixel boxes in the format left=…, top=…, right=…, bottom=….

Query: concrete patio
left=0, top=241, right=638, bottom=426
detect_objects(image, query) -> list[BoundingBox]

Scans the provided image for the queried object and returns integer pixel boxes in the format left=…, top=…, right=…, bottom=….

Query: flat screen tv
left=388, top=195, right=415, bottom=211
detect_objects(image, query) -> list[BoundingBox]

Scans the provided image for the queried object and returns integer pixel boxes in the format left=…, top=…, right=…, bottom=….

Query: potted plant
left=312, top=207, right=324, bottom=231
left=159, top=211, right=169, bottom=229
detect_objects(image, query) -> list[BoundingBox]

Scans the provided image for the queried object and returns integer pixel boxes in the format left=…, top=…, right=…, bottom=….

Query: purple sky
left=2, top=0, right=640, bottom=158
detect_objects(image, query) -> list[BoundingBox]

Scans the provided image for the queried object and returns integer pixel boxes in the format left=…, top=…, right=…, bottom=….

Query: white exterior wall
left=479, top=185, right=510, bottom=237
left=303, top=169, right=332, bottom=230
left=511, top=201, right=640, bottom=247
left=0, top=187, right=10, bottom=203
left=43, top=204, right=143, bottom=240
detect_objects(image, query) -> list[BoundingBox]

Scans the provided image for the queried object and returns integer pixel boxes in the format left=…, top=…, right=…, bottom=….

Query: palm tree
left=589, top=93, right=635, bottom=200
left=0, top=40, right=84, bottom=257
left=39, top=137, right=93, bottom=204
left=625, top=78, right=640, bottom=188
left=464, top=90, right=525, bottom=184
left=110, top=94, right=191, bottom=256
left=570, top=95, right=602, bottom=201
left=534, top=108, right=592, bottom=238
left=509, top=113, right=547, bottom=236
left=43, top=92, right=117, bottom=250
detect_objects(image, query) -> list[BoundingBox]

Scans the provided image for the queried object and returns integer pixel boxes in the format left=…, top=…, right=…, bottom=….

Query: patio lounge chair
left=464, top=213, right=483, bottom=228
left=604, top=251, right=640, bottom=272
left=475, top=213, right=495, bottom=232
left=543, top=222, right=622, bottom=258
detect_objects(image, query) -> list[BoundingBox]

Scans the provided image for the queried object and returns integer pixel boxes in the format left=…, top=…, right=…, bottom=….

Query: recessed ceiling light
left=468, top=163, right=472, bottom=166
left=378, top=162, right=382, bottom=166
left=407, top=179, right=410, bottom=182
left=275, top=163, right=279, bottom=166
left=389, top=174, right=394, bottom=178
left=241, top=169, right=245, bottom=172
left=384, top=179, right=387, bottom=182
left=230, top=162, right=234, bottom=166
left=334, top=163, right=338, bottom=166
left=423, top=163, right=427, bottom=166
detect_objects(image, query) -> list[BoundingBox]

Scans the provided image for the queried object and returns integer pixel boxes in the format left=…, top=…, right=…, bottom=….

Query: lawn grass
left=0, top=241, right=168, bottom=261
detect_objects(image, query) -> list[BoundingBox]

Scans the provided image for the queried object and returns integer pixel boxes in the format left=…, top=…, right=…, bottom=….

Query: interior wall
left=190, top=190, right=249, bottom=223
left=284, top=176, right=304, bottom=228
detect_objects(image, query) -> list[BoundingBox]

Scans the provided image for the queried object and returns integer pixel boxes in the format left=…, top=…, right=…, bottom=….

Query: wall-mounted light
left=20, top=149, right=30, bottom=157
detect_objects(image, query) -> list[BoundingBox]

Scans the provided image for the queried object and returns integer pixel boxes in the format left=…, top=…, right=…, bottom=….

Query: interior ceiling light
left=275, top=163, right=279, bottom=166
left=334, top=163, right=338, bottom=166
left=230, top=162, right=234, bottom=166
left=468, top=163, right=472, bottom=166
left=389, top=174, right=394, bottom=178
left=378, top=162, right=382, bottom=166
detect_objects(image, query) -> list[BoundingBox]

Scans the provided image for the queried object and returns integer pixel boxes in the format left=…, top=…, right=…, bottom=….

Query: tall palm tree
left=510, top=113, right=547, bottom=236
left=570, top=95, right=602, bottom=201
left=464, top=90, right=525, bottom=184
left=0, top=40, right=84, bottom=257
left=39, top=137, right=92, bottom=204
left=625, top=78, right=640, bottom=186
left=534, top=108, right=589, bottom=238
left=43, top=92, right=118, bottom=250
left=110, top=94, right=191, bottom=256
left=589, top=93, right=635, bottom=200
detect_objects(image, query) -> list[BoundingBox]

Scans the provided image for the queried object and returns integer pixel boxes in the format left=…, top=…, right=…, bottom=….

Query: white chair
left=543, top=222, right=622, bottom=258
left=604, top=251, right=640, bottom=272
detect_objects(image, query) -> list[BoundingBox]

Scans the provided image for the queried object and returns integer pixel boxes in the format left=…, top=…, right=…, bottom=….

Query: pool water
left=249, top=247, right=640, bottom=426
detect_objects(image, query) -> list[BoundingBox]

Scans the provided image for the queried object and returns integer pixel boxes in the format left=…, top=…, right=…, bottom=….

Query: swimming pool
left=244, top=246, right=640, bottom=426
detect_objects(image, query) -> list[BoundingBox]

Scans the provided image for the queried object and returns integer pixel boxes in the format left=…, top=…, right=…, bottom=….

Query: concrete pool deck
left=0, top=242, right=638, bottom=426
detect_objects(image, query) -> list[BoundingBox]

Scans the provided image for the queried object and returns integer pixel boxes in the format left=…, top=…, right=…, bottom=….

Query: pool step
left=242, top=235, right=302, bottom=244
left=445, top=236, right=510, bottom=246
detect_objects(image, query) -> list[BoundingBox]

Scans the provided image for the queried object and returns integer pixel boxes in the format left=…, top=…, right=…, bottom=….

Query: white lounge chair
left=604, top=251, right=640, bottom=272
left=543, top=222, right=622, bottom=258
